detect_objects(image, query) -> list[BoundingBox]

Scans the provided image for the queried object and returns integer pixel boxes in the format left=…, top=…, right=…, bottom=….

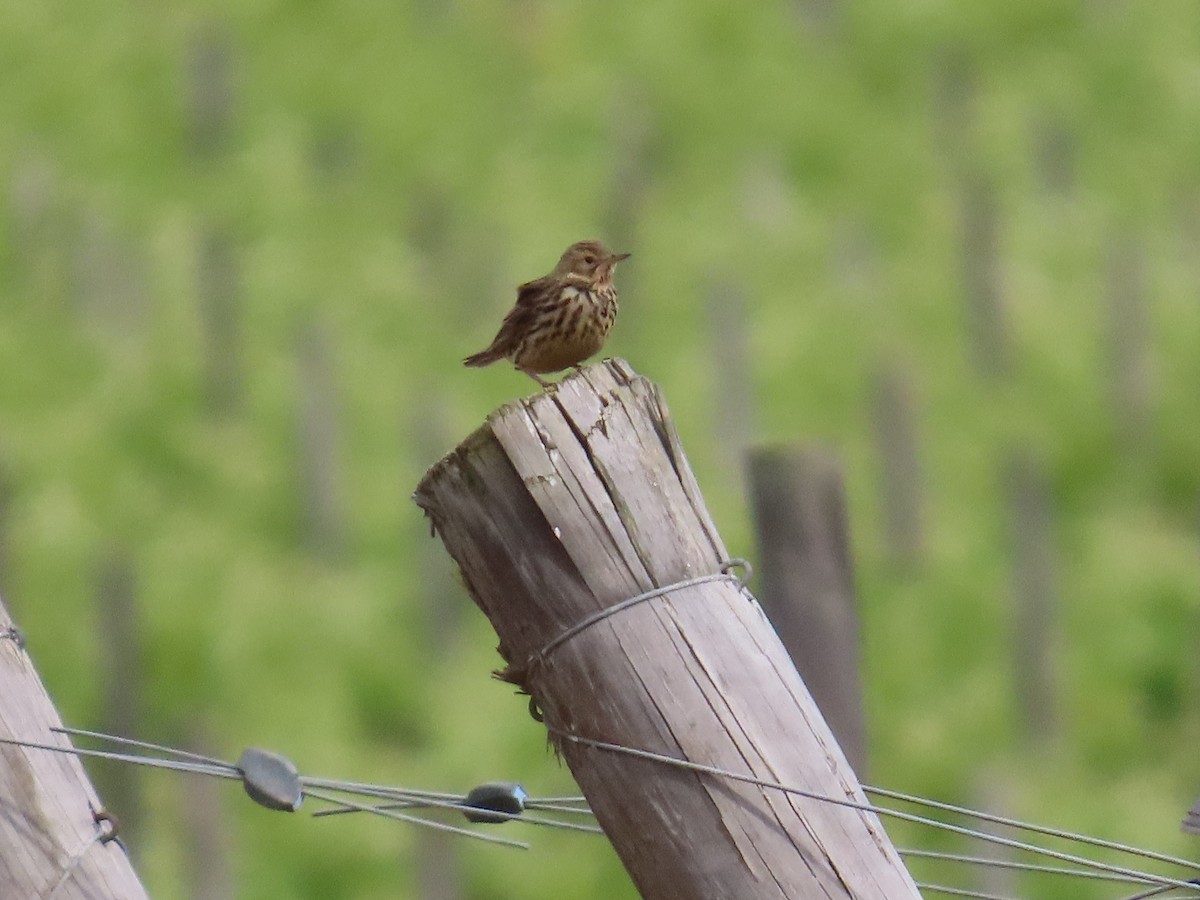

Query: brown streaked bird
left=464, top=240, right=631, bottom=387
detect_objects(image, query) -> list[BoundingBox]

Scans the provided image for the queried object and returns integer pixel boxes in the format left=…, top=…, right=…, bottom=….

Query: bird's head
left=556, top=240, right=631, bottom=284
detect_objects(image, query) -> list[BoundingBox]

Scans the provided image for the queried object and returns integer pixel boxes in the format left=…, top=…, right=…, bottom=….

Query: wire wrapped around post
left=414, top=358, right=922, bottom=900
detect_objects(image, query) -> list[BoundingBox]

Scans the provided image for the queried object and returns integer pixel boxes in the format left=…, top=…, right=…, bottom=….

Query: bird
left=464, top=240, right=631, bottom=388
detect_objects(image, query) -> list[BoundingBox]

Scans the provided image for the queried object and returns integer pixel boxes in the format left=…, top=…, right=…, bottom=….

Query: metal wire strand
left=0, top=736, right=238, bottom=781
left=1117, top=884, right=1200, bottom=900
left=307, top=793, right=603, bottom=833
left=521, top=801, right=599, bottom=818
left=866, top=783, right=1200, bottom=876
left=303, top=788, right=529, bottom=849
left=313, top=800, right=603, bottom=833
left=902, top=849, right=1171, bottom=892
left=7, top=722, right=1196, bottom=893
left=551, top=730, right=1199, bottom=893
left=899, top=848, right=1162, bottom=887
left=302, top=777, right=603, bottom=833
left=915, top=883, right=1020, bottom=900
left=52, top=726, right=233, bottom=770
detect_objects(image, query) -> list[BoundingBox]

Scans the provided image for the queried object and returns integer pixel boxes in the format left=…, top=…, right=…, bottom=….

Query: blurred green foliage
left=1, top=1, right=1198, bottom=897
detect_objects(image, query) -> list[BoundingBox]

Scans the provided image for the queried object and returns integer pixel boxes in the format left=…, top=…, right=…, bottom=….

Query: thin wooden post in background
left=93, top=548, right=143, bottom=854
left=180, top=723, right=235, bottom=900
left=601, top=92, right=654, bottom=364
left=70, top=209, right=148, bottom=331
left=415, top=359, right=919, bottom=900
left=410, top=399, right=465, bottom=900
left=415, top=828, right=464, bottom=900
left=870, top=361, right=925, bottom=566
left=704, top=278, right=757, bottom=492
left=7, top=157, right=67, bottom=304
left=0, top=596, right=150, bottom=899
left=958, top=172, right=1009, bottom=379
left=746, top=445, right=867, bottom=775
left=198, top=227, right=243, bottom=416
left=296, top=319, right=346, bottom=559
left=185, top=24, right=234, bottom=159
left=411, top=398, right=467, bottom=658
left=931, top=44, right=977, bottom=171
left=603, top=90, right=654, bottom=263
left=1031, top=114, right=1076, bottom=198
left=1106, top=232, right=1155, bottom=454
left=968, top=773, right=1018, bottom=898
left=1005, top=449, right=1059, bottom=743
left=790, top=0, right=842, bottom=35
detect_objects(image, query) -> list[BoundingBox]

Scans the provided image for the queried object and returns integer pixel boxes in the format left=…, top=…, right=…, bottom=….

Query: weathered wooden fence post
left=0, top=596, right=150, bottom=899
left=415, top=359, right=919, bottom=900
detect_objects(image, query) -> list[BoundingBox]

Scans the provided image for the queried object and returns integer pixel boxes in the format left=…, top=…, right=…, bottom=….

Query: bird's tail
left=463, top=346, right=502, bottom=367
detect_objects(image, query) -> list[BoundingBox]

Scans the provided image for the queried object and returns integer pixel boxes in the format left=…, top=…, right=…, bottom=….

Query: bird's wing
left=515, top=274, right=555, bottom=310
left=473, top=276, right=553, bottom=358
left=502, top=276, right=554, bottom=338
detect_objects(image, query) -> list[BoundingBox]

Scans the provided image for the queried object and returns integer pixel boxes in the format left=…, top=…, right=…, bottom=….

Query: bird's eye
left=583, top=254, right=595, bottom=265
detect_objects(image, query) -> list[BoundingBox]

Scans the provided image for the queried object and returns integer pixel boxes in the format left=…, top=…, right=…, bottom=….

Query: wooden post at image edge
left=0, top=596, right=150, bottom=900
left=414, top=359, right=918, bottom=900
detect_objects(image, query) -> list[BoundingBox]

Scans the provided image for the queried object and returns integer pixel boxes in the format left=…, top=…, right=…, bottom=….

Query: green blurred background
left=2, top=1, right=1198, bottom=897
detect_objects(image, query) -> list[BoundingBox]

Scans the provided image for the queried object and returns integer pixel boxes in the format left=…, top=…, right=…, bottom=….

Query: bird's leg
left=520, top=368, right=554, bottom=390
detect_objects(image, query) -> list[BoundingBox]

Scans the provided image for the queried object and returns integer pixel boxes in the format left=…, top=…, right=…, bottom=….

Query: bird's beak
left=611, top=252, right=632, bottom=262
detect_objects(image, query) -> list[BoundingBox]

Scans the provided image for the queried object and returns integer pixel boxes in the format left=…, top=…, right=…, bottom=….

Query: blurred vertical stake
left=94, top=549, right=144, bottom=853
left=705, top=279, right=757, bottom=493
left=311, top=124, right=360, bottom=187
left=1005, top=450, right=1059, bottom=743
left=296, top=320, right=346, bottom=559
left=969, top=772, right=1018, bottom=897
left=871, top=361, right=925, bottom=566
left=935, top=47, right=1011, bottom=378
left=185, top=25, right=235, bottom=158
left=415, top=829, right=464, bottom=900
left=959, top=173, right=1010, bottom=379
left=198, top=228, right=243, bottom=415
left=746, top=445, right=867, bottom=775
left=603, top=91, right=654, bottom=257
left=71, top=210, right=149, bottom=331
left=932, top=45, right=977, bottom=171
left=411, top=401, right=465, bottom=652
left=1106, top=232, right=1155, bottom=454
left=790, top=0, right=843, bottom=34
left=603, top=89, right=655, bottom=349
left=181, top=724, right=234, bottom=900
left=410, top=403, right=466, bottom=900
left=1032, top=115, right=1076, bottom=198
left=7, top=158, right=66, bottom=302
